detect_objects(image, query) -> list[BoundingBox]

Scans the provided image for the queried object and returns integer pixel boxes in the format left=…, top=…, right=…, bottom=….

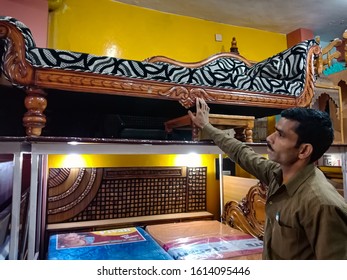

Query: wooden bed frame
left=222, top=180, right=267, bottom=239
left=0, top=16, right=321, bottom=138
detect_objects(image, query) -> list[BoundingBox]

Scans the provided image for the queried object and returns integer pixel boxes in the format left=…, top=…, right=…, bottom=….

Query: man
left=189, top=98, right=347, bottom=259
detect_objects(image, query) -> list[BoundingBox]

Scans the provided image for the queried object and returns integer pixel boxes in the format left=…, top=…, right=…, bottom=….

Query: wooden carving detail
left=145, top=52, right=253, bottom=68
left=47, top=168, right=103, bottom=223
left=35, top=69, right=303, bottom=110
left=158, top=86, right=216, bottom=108
left=0, top=20, right=34, bottom=85
left=48, top=168, right=71, bottom=188
left=295, top=44, right=321, bottom=107
left=0, top=20, right=47, bottom=136
left=103, top=167, right=186, bottom=178
left=46, top=166, right=207, bottom=224
left=230, top=37, right=240, bottom=54
left=222, top=181, right=267, bottom=239
left=314, top=92, right=340, bottom=118
left=315, top=36, right=342, bottom=75
left=23, top=88, right=47, bottom=137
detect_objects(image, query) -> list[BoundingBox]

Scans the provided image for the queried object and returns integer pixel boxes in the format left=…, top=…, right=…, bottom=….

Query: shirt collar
left=283, top=163, right=316, bottom=196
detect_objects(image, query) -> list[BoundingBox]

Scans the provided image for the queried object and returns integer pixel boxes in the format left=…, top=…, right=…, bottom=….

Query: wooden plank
left=46, top=211, right=214, bottom=232
left=223, top=175, right=259, bottom=203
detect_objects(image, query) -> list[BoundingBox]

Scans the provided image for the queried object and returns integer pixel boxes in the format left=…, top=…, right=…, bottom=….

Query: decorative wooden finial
left=230, top=37, right=239, bottom=54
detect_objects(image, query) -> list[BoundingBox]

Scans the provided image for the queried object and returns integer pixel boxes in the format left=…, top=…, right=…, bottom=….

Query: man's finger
left=197, top=97, right=202, bottom=109
left=188, top=110, right=194, bottom=120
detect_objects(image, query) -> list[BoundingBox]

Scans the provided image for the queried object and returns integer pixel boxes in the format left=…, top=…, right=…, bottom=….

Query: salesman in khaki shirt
left=189, top=98, right=347, bottom=260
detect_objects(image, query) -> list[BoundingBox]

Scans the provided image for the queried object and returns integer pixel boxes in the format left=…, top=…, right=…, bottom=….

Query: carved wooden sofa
left=0, top=16, right=321, bottom=138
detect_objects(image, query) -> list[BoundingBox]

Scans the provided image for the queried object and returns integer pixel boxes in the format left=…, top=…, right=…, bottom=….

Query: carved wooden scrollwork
left=222, top=181, right=267, bottom=239
left=296, top=45, right=321, bottom=107
left=159, top=86, right=215, bottom=108
left=0, top=21, right=34, bottom=86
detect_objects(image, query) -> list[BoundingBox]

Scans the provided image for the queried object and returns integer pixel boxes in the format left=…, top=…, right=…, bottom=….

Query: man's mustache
left=267, top=141, right=274, bottom=151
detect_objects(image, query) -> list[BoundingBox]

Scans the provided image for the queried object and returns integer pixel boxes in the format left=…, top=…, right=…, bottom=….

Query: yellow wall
left=49, top=0, right=287, bottom=62
left=48, top=153, right=222, bottom=219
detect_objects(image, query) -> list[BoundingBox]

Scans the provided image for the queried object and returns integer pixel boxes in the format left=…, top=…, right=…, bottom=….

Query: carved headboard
left=46, top=166, right=209, bottom=226
left=222, top=181, right=267, bottom=239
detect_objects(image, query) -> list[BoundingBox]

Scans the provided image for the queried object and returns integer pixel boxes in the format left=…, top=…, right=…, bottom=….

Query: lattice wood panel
left=47, top=166, right=207, bottom=223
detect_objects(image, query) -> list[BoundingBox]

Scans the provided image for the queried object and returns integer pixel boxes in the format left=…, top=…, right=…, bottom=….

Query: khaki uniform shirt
left=203, top=123, right=347, bottom=259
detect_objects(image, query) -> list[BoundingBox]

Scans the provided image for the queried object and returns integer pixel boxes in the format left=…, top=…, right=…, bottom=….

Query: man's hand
left=188, top=98, right=210, bottom=129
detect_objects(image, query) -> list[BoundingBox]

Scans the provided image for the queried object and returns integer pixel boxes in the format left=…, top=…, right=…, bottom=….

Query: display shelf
left=28, top=138, right=225, bottom=260
left=0, top=141, right=30, bottom=260
left=2, top=137, right=347, bottom=259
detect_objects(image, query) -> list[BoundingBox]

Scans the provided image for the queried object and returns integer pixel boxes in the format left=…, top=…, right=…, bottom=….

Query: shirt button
left=269, top=201, right=273, bottom=205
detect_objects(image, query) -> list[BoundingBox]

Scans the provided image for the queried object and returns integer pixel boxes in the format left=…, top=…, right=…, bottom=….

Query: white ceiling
left=115, top=0, right=347, bottom=42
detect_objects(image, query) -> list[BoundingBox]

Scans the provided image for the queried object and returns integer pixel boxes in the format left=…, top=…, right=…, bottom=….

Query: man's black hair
left=281, top=107, right=334, bottom=163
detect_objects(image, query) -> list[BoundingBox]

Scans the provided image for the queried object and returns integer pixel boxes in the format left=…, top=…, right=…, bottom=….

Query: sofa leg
left=23, top=88, right=47, bottom=136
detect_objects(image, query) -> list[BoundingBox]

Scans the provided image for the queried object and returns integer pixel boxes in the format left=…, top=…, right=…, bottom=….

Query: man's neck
left=281, top=160, right=309, bottom=184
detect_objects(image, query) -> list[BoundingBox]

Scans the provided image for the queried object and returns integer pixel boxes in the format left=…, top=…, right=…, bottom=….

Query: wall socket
left=215, top=34, right=223, bottom=42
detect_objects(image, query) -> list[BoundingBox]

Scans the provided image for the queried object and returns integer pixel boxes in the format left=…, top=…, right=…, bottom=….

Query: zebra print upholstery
left=1, top=16, right=317, bottom=97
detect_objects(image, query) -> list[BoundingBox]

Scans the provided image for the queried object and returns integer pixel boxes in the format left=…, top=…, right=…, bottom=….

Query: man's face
left=266, top=117, right=301, bottom=166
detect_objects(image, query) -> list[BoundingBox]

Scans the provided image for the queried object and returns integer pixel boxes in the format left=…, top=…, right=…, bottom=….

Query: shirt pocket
left=271, top=220, right=302, bottom=259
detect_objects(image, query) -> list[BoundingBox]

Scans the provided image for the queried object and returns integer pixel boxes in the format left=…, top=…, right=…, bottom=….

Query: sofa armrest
left=246, top=39, right=319, bottom=82
left=0, top=16, right=36, bottom=49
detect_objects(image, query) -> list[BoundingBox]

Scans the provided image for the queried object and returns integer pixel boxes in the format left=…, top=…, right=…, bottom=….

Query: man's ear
left=298, top=143, right=313, bottom=160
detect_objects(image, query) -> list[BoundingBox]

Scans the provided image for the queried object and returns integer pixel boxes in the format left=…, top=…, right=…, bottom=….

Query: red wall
left=286, top=28, right=314, bottom=48
left=0, top=0, right=49, bottom=47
